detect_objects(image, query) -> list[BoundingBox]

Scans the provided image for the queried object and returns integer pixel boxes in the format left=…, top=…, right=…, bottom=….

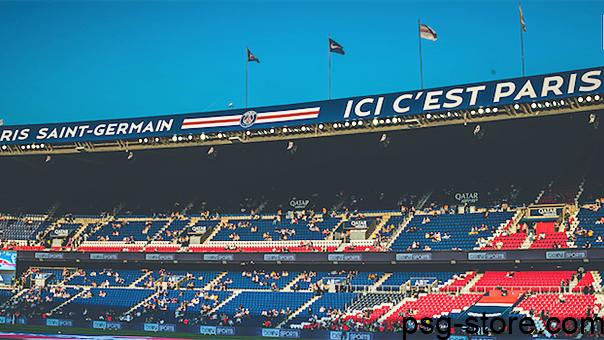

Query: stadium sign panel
left=1, top=67, right=602, bottom=145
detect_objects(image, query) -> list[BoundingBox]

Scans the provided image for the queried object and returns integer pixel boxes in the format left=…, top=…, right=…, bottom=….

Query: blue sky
left=0, top=0, right=603, bottom=125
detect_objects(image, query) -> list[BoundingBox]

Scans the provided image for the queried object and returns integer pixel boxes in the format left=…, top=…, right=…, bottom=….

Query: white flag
left=419, top=23, right=437, bottom=41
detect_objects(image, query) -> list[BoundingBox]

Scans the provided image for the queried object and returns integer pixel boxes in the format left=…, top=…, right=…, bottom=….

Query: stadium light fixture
left=126, top=150, right=136, bottom=163
left=207, top=147, right=217, bottom=160
left=270, top=128, right=275, bottom=134
left=373, top=119, right=378, bottom=125
left=473, top=125, right=484, bottom=140
left=578, top=97, right=584, bottom=103
left=596, top=95, right=601, bottom=101
left=286, top=141, right=297, bottom=156
left=379, top=133, right=390, bottom=148
left=318, top=124, right=323, bottom=130
left=344, top=121, right=350, bottom=127
left=514, top=104, right=520, bottom=110
left=426, top=113, right=432, bottom=119
left=1, top=145, right=6, bottom=150
left=358, top=120, right=363, bottom=126
left=587, top=96, right=592, bottom=102
left=588, top=113, right=599, bottom=130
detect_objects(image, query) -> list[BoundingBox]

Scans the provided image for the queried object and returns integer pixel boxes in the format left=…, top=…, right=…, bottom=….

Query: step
left=277, top=295, right=321, bottom=328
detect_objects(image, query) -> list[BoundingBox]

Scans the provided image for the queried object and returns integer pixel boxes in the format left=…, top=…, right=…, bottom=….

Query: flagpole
left=418, top=19, right=424, bottom=90
left=246, top=47, right=249, bottom=108
left=329, top=34, right=331, bottom=100
left=519, top=3, right=525, bottom=77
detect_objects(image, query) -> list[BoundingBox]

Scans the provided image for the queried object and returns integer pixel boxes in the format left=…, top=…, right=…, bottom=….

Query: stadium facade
left=0, top=67, right=603, bottom=339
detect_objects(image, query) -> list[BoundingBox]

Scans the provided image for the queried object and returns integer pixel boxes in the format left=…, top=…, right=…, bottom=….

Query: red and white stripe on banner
left=181, top=107, right=320, bottom=130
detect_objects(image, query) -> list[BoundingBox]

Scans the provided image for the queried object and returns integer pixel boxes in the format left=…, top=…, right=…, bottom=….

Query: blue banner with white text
left=1, top=67, right=602, bottom=145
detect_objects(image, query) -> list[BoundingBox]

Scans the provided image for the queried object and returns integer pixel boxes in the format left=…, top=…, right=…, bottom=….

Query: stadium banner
left=468, top=252, right=507, bottom=261
left=45, top=318, right=73, bottom=327
left=90, top=253, right=119, bottom=260
left=528, top=207, right=563, bottom=218
left=454, top=192, right=480, bottom=204
left=409, top=277, right=437, bottom=286
left=34, top=252, right=64, bottom=259
left=51, top=229, right=71, bottom=238
left=1, top=67, right=603, bottom=145
left=545, top=250, right=587, bottom=260
left=145, top=253, right=175, bottom=261
left=290, top=198, right=311, bottom=209
left=344, top=219, right=376, bottom=229
left=189, top=225, right=207, bottom=234
left=15, top=248, right=604, bottom=263
left=0, top=251, right=17, bottom=271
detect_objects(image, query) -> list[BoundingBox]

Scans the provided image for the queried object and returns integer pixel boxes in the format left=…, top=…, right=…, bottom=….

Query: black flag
left=329, top=38, right=345, bottom=55
left=247, top=47, right=259, bottom=63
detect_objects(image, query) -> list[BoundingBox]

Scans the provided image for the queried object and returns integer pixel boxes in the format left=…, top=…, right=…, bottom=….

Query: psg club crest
left=240, top=110, right=257, bottom=128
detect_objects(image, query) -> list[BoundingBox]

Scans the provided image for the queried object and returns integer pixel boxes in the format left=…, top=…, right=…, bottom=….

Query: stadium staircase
left=282, top=273, right=306, bottom=292
left=151, top=218, right=174, bottom=241
left=383, top=212, right=414, bottom=250
left=568, top=276, right=580, bottom=292
left=460, top=273, right=483, bottom=293
left=254, top=199, right=270, bottom=214
left=597, top=295, right=604, bottom=308
left=565, top=209, right=581, bottom=248
left=124, top=290, right=160, bottom=315
left=377, top=297, right=416, bottom=323
left=370, top=273, right=392, bottom=292
left=277, top=295, right=322, bottom=328
left=592, top=271, right=603, bottom=292
left=129, top=271, right=153, bottom=288
left=208, top=290, right=242, bottom=314
left=180, top=199, right=196, bottom=216
left=45, top=202, right=61, bottom=219
left=520, top=233, right=533, bottom=249
left=197, top=221, right=224, bottom=244
left=111, top=202, right=127, bottom=217
left=48, top=287, right=89, bottom=315
left=325, top=218, right=346, bottom=241
left=204, top=271, right=228, bottom=290
left=366, top=214, right=391, bottom=239
left=0, top=288, right=28, bottom=309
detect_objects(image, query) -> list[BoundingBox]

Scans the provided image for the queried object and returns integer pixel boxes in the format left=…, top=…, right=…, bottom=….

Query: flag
left=247, top=47, right=259, bottom=63
left=419, top=24, right=437, bottom=41
left=519, top=3, right=526, bottom=32
left=329, top=38, right=345, bottom=55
